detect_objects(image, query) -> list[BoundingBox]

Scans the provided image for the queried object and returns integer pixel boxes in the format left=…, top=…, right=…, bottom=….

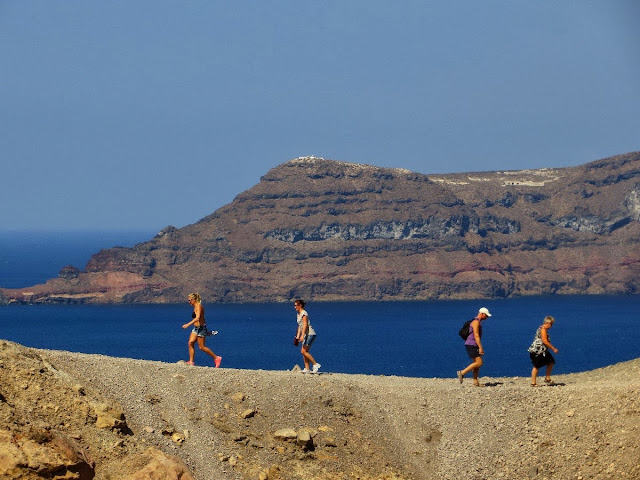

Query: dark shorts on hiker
left=465, top=345, right=481, bottom=359
left=530, top=351, right=555, bottom=368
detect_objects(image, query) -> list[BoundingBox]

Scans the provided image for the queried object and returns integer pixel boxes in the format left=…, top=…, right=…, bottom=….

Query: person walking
left=457, top=307, right=491, bottom=386
left=528, top=315, right=559, bottom=386
left=294, top=299, right=321, bottom=374
left=182, top=293, right=222, bottom=367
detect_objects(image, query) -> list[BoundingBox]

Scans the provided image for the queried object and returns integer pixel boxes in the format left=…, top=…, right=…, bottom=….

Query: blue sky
left=1, top=1, right=639, bottom=232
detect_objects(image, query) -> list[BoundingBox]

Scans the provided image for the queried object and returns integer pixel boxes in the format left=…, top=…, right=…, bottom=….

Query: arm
left=540, top=326, right=558, bottom=353
left=472, top=320, right=484, bottom=355
left=182, top=305, right=203, bottom=329
left=297, top=314, right=309, bottom=341
left=296, top=323, right=303, bottom=339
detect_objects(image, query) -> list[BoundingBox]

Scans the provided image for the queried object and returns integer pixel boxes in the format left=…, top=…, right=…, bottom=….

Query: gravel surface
left=21, top=346, right=640, bottom=480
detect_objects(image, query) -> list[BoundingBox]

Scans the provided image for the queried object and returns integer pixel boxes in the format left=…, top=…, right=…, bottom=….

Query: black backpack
left=459, top=319, right=474, bottom=340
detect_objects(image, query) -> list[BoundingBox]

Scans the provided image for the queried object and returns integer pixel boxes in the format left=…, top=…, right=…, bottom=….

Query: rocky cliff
left=2, top=152, right=640, bottom=304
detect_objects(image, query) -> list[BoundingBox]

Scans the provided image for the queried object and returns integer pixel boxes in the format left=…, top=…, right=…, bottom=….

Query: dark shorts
left=465, top=345, right=481, bottom=359
left=303, top=334, right=316, bottom=347
left=530, top=352, right=555, bottom=368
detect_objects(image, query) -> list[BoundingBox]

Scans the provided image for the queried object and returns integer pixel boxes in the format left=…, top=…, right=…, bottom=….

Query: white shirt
left=296, top=309, right=316, bottom=336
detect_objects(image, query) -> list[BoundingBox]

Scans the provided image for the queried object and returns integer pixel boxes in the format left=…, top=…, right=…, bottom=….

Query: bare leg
left=197, top=336, right=219, bottom=361
left=187, top=332, right=197, bottom=363
left=460, top=356, right=483, bottom=380
left=472, top=367, right=481, bottom=386
left=544, top=363, right=554, bottom=382
left=301, top=345, right=317, bottom=370
left=531, top=366, right=539, bottom=385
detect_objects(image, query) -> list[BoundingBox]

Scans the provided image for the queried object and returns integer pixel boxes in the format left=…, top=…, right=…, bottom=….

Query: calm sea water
left=1, top=231, right=639, bottom=378
left=0, top=230, right=155, bottom=288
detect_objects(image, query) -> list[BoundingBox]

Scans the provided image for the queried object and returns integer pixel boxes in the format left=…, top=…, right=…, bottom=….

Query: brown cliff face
left=2, top=152, right=640, bottom=304
left=0, top=341, right=195, bottom=480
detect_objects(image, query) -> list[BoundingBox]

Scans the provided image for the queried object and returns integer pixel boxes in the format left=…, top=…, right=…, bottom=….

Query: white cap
left=479, top=307, right=492, bottom=317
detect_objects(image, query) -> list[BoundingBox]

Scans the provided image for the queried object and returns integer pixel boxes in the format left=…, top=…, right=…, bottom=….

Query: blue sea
left=1, top=231, right=639, bottom=378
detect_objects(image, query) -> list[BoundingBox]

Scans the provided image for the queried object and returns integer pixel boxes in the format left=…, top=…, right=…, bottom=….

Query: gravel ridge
left=36, top=348, right=640, bottom=480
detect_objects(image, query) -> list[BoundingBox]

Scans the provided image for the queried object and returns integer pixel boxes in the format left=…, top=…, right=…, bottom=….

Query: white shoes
left=301, top=364, right=321, bottom=374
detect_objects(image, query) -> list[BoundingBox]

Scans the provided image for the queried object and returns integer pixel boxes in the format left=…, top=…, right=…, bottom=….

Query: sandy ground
left=2, top=340, right=639, bottom=479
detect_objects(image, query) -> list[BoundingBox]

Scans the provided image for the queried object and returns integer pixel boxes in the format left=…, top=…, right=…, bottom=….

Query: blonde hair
left=188, top=293, right=201, bottom=304
left=543, top=315, right=555, bottom=325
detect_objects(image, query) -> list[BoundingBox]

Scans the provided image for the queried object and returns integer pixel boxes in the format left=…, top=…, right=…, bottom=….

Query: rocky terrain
left=1, top=339, right=639, bottom=480
left=1, top=151, right=640, bottom=304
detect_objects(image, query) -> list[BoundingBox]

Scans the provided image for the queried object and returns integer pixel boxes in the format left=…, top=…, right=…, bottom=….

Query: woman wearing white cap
left=457, top=307, right=491, bottom=386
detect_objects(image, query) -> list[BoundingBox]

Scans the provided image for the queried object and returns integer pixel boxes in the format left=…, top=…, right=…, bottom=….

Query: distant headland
left=1, top=151, right=639, bottom=305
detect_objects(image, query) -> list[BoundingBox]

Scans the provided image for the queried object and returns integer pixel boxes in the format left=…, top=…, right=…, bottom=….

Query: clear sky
left=1, top=1, right=639, bottom=232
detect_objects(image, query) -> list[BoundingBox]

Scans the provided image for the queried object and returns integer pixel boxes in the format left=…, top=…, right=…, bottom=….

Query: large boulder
left=123, top=447, right=195, bottom=480
left=0, top=428, right=95, bottom=480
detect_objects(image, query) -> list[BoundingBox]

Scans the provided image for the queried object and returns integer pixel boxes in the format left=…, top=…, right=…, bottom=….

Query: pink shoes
left=187, top=358, right=222, bottom=368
